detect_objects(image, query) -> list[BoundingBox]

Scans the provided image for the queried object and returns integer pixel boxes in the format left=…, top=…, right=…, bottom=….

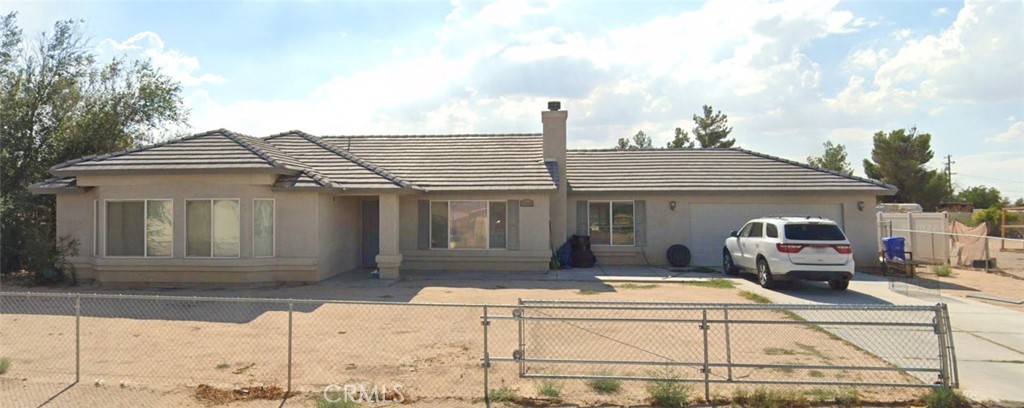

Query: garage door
left=689, top=203, right=843, bottom=266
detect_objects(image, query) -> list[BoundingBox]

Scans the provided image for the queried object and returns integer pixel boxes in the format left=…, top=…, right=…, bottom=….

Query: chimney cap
left=547, top=101, right=561, bottom=111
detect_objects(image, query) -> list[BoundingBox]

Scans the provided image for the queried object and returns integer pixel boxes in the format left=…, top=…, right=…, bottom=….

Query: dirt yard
left=907, top=263, right=1024, bottom=312
left=0, top=274, right=944, bottom=407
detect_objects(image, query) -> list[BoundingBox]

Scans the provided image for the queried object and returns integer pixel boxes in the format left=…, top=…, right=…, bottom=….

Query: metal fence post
left=287, top=301, right=293, bottom=393
left=723, top=306, right=732, bottom=382
left=941, top=303, right=959, bottom=388
left=934, top=303, right=950, bottom=387
left=75, top=294, right=81, bottom=383
left=701, top=309, right=710, bottom=401
left=482, top=305, right=491, bottom=408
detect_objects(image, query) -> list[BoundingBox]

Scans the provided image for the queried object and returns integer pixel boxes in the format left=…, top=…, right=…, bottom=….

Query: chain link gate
left=482, top=299, right=958, bottom=405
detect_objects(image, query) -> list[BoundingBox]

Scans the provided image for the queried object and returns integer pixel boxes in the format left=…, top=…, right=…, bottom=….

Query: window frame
left=428, top=200, right=508, bottom=250
left=252, top=198, right=276, bottom=258
left=185, top=198, right=241, bottom=259
left=588, top=200, right=636, bottom=246
left=93, top=199, right=99, bottom=257
left=103, top=199, right=173, bottom=258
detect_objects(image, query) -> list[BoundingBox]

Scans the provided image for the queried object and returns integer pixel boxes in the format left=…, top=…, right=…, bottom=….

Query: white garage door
left=689, top=203, right=843, bottom=266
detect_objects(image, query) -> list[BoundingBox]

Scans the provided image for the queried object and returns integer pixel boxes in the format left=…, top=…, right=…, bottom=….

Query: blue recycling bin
left=882, top=236, right=906, bottom=261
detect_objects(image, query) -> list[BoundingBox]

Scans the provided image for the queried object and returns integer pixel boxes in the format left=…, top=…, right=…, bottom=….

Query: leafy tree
left=692, top=105, right=735, bottom=148
left=807, top=141, right=853, bottom=175
left=614, top=130, right=653, bottom=150
left=956, top=185, right=1007, bottom=210
left=665, top=127, right=694, bottom=149
left=1015, top=198, right=1024, bottom=207
left=862, top=128, right=951, bottom=210
left=0, top=13, right=187, bottom=275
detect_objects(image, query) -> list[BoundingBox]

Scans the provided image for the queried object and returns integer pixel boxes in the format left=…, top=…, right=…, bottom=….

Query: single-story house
left=31, top=102, right=895, bottom=283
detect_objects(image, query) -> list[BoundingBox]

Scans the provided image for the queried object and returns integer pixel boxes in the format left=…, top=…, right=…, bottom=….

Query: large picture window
left=430, top=201, right=507, bottom=249
left=186, top=199, right=240, bottom=257
left=253, top=199, right=275, bottom=257
left=588, top=201, right=635, bottom=246
left=105, top=200, right=172, bottom=257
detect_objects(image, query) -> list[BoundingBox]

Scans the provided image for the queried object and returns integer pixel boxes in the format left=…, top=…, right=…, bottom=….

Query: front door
left=361, top=200, right=380, bottom=267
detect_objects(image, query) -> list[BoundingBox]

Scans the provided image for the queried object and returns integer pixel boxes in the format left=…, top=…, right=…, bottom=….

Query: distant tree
left=1015, top=198, right=1024, bottom=207
left=665, top=127, right=694, bottom=149
left=631, top=131, right=652, bottom=149
left=956, top=185, right=1007, bottom=209
left=0, top=12, right=187, bottom=275
left=692, top=105, right=735, bottom=148
left=615, top=137, right=631, bottom=150
left=807, top=141, right=853, bottom=175
left=614, top=131, right=653, bottom=150
left=862, top=128, right=951, bottom=210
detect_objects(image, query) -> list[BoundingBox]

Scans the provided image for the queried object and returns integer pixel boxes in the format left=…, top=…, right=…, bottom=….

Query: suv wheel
left=757, top=258, right=776, bottom=289
left=828, top=278, right=850, bottom=291
left=722, top=250, right=738, bottom=276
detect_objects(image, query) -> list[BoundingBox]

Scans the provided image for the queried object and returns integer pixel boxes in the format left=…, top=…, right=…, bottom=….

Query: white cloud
left=932, top=7, right=949, bottom=16
left=873, top=0, right=1022, bottom=102
left=988, top=121, right=1024, bottom=143
left=100, top=32, right=226, bottom=87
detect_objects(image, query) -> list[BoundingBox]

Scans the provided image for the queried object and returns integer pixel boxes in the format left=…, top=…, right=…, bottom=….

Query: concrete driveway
left=733, top=272, right=1024, bottom=403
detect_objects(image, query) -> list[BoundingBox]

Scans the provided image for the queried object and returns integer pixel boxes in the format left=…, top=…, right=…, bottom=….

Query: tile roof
left=565, top=148, right=895, bottom=193
left=264, top=131, right=412, bottom=190
left=37, top=129, right=894, bottom=195
left=49, top=129, right=305, bottom=175
left=28, top=177, right=88, bottom=193
left=321, top=134, right=557, bottom=191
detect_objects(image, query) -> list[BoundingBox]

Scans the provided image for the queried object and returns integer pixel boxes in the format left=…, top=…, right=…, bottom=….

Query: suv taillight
left=776, top=243, right=804, bottom=253
left=833, top=244, right=853, bottom=254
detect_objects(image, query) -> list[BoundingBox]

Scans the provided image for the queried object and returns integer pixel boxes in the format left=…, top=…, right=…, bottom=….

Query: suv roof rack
left=765, top=214, right=825, bottom=219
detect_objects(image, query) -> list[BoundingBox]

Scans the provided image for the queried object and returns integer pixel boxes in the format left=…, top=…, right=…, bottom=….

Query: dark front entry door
left=361, top=200, right=380, bottom=267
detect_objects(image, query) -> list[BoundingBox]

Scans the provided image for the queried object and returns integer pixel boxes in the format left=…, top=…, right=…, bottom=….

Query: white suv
left=722, top=216, right=854, bottom=290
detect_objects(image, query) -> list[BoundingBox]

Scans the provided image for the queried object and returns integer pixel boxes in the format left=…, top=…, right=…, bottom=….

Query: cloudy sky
left=9, top=0, right=1024, bottom=198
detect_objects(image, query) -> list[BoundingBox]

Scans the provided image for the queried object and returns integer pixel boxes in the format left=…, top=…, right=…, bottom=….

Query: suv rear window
left=784, top=224, right=846, bottom=241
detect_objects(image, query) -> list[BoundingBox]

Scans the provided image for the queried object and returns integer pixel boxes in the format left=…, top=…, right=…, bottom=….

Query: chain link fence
left=1, top=292, right=956, bottom=407
left=482, top=299, right=956, bottom=405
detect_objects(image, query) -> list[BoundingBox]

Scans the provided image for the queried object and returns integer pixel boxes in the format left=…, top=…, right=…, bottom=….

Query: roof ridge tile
left=288, top=130, right=423, bottom=191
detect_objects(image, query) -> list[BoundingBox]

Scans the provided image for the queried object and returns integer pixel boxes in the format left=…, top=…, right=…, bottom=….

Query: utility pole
left=944, top=155, right=955, bottom=192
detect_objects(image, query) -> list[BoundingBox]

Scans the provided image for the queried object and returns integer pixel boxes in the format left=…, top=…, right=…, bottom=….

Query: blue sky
left=8, top=0, right=1023, bottom=198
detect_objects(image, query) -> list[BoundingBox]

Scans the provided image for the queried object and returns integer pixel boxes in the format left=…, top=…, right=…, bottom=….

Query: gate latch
left=512, top=350, right=524, bottom=360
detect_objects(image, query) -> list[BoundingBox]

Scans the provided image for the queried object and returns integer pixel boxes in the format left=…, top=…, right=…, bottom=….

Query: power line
left=957, top=173, right=1023, bottom=184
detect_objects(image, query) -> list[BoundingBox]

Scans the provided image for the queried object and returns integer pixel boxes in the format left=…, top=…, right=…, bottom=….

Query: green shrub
left=588, top=376, right=621, bottom=394
left=535, top=379, right=562, bottom=398
left=922, top=387, right=971, bottom=408
left=973, top=206, right=1021, bottom=237
left=489, top=386, right=518, bottom=402
left=934, top=264, right=953, bottom=277
left=0, top=357, right=11, bottom=375
left=646, top=379, right=690, bottom=407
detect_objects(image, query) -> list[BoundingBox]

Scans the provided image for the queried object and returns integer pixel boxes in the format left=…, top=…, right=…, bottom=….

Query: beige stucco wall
left=317, top=195, right=361, bottom=280
left=57, top=173, right=323, bottom=283
left=398, top=192, right=551, bottom=272
left=567, top=192, right=880, bottom=268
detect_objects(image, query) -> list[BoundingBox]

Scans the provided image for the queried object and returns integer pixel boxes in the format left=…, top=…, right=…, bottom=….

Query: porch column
left=376, top=194, right=402, bottom=280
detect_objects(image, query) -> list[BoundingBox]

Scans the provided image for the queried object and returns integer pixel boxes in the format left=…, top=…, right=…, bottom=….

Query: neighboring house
left=31, top=102, right=895, bottom=283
